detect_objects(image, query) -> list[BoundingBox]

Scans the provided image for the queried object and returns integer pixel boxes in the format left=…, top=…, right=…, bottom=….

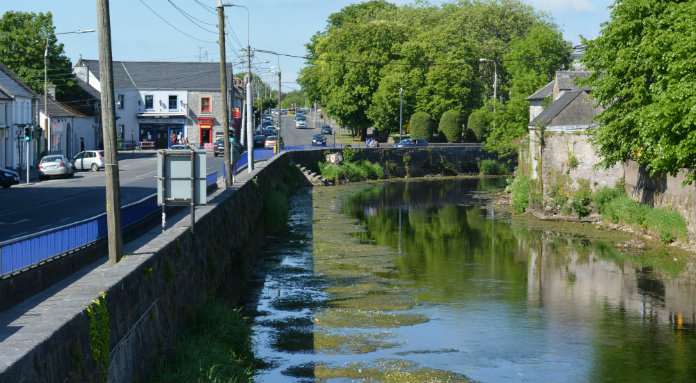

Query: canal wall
left=0, top=154, right=291, bottom=383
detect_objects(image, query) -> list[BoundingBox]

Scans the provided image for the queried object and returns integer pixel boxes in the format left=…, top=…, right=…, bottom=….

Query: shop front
left=198, top=117, right=214, bottom=149
left=137, top=115, right=186, bottom=149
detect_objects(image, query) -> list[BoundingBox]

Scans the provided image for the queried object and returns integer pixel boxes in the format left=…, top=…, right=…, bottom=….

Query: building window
left=117, top=94, right=124, bottom=109
left=145, top=95, right=153, bottom=110
left=201, top=97, right=211, bottom=113
left=169, top=95, right=177, bottom=110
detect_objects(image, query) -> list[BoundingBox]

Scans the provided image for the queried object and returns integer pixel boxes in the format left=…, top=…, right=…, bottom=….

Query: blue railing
left=0, top=171, right=218, bottom=277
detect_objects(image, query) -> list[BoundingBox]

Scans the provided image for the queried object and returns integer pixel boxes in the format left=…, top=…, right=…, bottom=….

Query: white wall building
left=0, top=62, right=37, bottom=170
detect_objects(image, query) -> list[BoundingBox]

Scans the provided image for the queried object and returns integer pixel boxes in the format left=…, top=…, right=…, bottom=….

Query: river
left=247, top=178, right=696, bottom=382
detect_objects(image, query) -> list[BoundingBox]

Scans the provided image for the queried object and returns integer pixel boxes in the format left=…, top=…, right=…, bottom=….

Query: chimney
left=47, top=85, right=56, bottom=100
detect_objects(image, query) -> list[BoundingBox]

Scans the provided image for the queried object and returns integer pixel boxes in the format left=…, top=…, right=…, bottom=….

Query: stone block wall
left=625, top=161, right=696, bottom=241
left=540, top=133, right=623, bottom=194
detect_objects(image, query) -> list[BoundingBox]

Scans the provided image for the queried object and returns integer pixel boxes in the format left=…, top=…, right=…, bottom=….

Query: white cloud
left=528, top=0, right=597, bottom=13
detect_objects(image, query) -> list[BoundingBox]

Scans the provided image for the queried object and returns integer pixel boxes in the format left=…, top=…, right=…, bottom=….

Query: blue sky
left=0, top=0, right=612, bottom=91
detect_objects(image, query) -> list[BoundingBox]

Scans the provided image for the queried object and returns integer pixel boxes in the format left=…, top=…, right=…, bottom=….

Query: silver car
left=38, top=155, right=74, bottom=180
left=73, top=150, right=104, bottom=171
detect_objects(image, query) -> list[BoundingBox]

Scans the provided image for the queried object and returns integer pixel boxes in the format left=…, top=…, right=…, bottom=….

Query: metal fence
left=0, top=171, right=217, bottom=277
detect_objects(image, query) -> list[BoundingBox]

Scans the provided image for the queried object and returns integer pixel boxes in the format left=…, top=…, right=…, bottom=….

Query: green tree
left=439, top=110, right=462, bottom=142
left=409, top=111, right=433, bottom=139
left=280, top=90, right=305, bottom=109
left=0, top=11, right=78, bottom=99
left=485, top=23, right=570, bottom=156
left=467, top=104, right=494, bottom=142
left=579, top=0, right=696, bottom=183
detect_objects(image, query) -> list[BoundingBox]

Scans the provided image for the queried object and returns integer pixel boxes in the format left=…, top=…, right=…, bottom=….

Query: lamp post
left=478, top=58, right=497, bottom=102
left=399, top=87, right=403, bottom=141
left=44, top=29, right=95, bottom=153
left=221, top=3, right=253, bottom=171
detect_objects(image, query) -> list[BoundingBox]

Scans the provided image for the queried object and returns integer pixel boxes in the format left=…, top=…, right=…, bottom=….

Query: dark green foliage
left=409, top=112, right=433, bottom=139
left=0, top=11, right=79, bottom=99
left=342, top=147, right=356, bottom=162
left=467, top=106, right=492, bottom=142
left=479, top=159, right=508, bottom=175
left=579, top=0, right=696, bottom=184
left=439, top=110, right=463, bottom=143
left=570, top=179, right=592, bottom=217
left=319, top=160, right=384, bottom=182
left=151, top=300, right=256, bottom=383
left=593, top=184, right=625, bottom=215
left=509, top=174, right=530, bottom=213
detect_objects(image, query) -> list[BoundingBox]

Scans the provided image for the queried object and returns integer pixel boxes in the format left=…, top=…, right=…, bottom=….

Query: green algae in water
left=314, top=359, right=471, bottom=383
left=316, top=308, right=429, bottom=329
left=314, top=330, right=400, bottom=354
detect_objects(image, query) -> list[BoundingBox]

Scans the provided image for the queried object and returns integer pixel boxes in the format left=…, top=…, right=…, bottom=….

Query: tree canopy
left=0, top=11, right=78, bottom=99
left=579, top=0, right=696, bottom=183
left=298, top=0, right=568, bottom=143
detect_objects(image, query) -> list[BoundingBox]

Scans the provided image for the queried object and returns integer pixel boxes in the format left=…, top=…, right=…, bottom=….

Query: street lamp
left=221, top=3, right=253, bottom=172
left=478, top=58, right=497, bottom=102
left=399, top=87, right=403, bottom=141
left=45, top=29, right=95, bottom=153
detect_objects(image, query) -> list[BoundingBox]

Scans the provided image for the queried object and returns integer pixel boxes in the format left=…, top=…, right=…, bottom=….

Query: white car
left=73, top=150, right=105, bottom=171
left=296, top=119, right=307, bottom=129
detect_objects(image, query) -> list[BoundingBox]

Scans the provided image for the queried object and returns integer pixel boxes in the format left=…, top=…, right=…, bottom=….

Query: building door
left=156, top=124, right=168, bottom=149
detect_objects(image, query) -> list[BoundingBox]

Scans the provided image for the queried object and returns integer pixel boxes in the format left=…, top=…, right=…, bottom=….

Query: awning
left=198, top=117, right=214, bottom=128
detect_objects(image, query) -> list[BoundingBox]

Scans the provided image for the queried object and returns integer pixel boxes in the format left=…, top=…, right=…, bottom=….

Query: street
left=277, top=111, right=331, bottom=147
left=0, top=152, right=224, bottom=242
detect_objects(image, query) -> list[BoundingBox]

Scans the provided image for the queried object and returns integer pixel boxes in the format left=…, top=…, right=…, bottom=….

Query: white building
left=74, top=59, right=244, bottom=150
left=0, top=62, right=37, bottom=171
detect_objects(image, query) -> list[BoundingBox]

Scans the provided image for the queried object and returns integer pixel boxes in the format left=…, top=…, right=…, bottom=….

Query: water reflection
left=250, top=179, right=696, bottom=383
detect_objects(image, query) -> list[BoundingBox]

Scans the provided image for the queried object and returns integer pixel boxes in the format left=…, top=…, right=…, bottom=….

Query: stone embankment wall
left=625, top=161, right=696, bottom=241
left=531, top=132, right=696, bottom=241
left=0, top=153, right=298, bottom=383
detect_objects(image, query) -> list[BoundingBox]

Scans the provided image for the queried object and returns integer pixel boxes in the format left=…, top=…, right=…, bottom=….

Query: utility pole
left=97, top=0, right=123, bottom=265
left=277, top=67, right=281, bottom=152
left=399, top=87, right=403, bottom=141
left=246, top=46, right=254, bottom=172
left=217, top=1, right=232, bottom=188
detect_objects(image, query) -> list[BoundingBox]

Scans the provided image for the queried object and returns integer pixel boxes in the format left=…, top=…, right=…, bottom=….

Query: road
left=0, top=152, right=224, bottom=242
left=277, top=111, right=335, bottom=147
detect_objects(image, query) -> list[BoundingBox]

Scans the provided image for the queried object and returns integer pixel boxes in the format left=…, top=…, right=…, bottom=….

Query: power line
left=167, top=0, right=218, bottom=33
left=194, top=0, right=217, bottom=14
left=137, top=0, right=217, bottom=44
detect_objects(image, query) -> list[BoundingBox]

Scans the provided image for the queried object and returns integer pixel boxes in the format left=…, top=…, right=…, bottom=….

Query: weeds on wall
left=319, top=148, right=384, bottom=182
left=87, top=292, right=110, bottom=381
left=479, top=159, right=509, bottom=175
left=150, top=300, right=257, bottom=383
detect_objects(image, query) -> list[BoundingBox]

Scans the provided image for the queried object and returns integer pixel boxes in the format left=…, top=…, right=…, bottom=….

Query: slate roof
left=555, top=71, right=591, bottom=92
left=44, top=96, right=90, bottom=118
left=79, top=60, right=237, bottom=91
left=526, top=80, right=554, bottom=101
left=530, top=90, right=583, bottom=127
left=0, top=61, right=36, bottom=98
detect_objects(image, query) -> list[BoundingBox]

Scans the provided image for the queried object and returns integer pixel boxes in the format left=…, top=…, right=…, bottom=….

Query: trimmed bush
left=439, top=110, right=462, bottom=143
left=409, top=111, right=433, bottom=139
left=467, top=107, right=492, bottom=142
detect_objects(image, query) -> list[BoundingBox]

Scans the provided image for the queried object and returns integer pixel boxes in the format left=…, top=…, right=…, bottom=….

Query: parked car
left=392, top=138, right=428, bottom=147
left=296, top=119, right=307, bottom=129
left=253, top=134, right=267, bottom=148
left=214, top=139, right=244, bottom=156
left=0, top=168, right=20, bottom=188
left=170, top=144, right=193, bottom=150
left=72, top=150, right=104, bottom=172
left=264, top=135, right=284, bottom=148
left=320, top=125, right=332, bottom=135
left=311, top=134, right=327, bottom=146
left=38, top=155, right=74, bottom=180
left=262, top=127, right=278, bottom=137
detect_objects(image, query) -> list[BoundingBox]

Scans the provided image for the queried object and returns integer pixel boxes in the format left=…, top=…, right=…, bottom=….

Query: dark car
left=320, top=125, right=332, bottom=135
left=253, top=134, right=267, bottom=148
left=0, top=168, right=20, bottom=188
left=392, top=138, right=428, bottom=148
left=311, top=134, right=327, bottom=146
left=262, top=128, right=278, bottom=137
left=214, top=139, right=244, bottom=156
